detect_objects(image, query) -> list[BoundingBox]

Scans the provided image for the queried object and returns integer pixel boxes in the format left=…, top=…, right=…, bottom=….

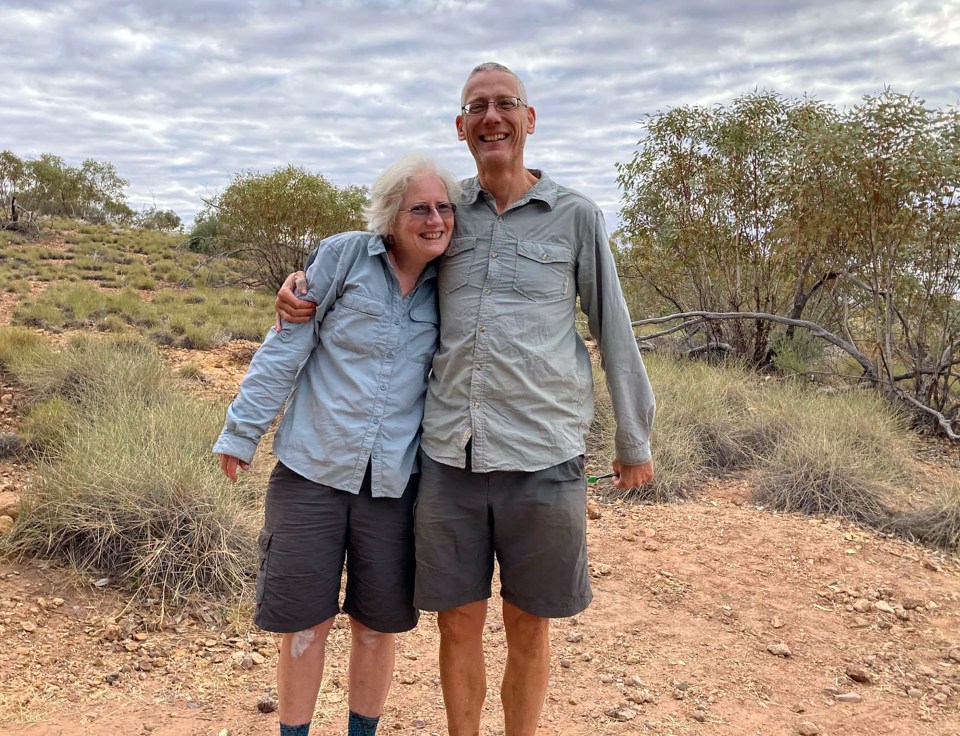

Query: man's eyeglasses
left=400, top=202, right=457, bottom=219
left=461, top=97, right=527, bottom=116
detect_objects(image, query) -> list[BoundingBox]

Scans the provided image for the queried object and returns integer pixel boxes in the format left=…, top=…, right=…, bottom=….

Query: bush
left=751, top=390, right=911, bottom=526
left=889, top=485, right=960, bottom=552
left=1, top=332, right=260, bottom=601
left=0, top=327, right=47, bottom=372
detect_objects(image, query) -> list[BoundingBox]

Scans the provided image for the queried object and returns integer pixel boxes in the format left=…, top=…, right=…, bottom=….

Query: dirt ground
left=1, top=264, right=959, bottom=736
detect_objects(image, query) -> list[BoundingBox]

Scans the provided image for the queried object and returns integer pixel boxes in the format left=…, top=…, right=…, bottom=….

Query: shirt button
left=380, top=384, right=387, bottom=390
left=497, top=216, right=503, bottom=222
left=386, top=350, right=395, bottom=358
left=491, top=252, right=498, bottom=259
left=394, top=319, right=399, bottom=324
left=372, top=453, right=379, bottom=459
left=479, top=326, right=486, bottom=333
left=474, top=402, right=480, bottom=409
left=540, top=253, right=548, bottom=261
left=484, top=288, right=492, bottom=295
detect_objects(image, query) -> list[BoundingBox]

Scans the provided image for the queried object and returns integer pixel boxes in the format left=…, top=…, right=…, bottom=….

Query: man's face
left=456, top=70, right=536, bottom=173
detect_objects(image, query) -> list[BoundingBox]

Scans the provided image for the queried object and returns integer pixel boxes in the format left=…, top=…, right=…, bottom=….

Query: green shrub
left=0, top=327, right=48, bottom=372
left=2, top=332, right=260, bottom=601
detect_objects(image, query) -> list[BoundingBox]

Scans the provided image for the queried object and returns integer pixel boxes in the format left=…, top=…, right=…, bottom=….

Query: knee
left=350, top=617, right=394, bottom=649
left=438, top=603, right=487, bottom=643
left=503, top=606, right=549, bottom=648
left=285, top=618, right=334, bottom=658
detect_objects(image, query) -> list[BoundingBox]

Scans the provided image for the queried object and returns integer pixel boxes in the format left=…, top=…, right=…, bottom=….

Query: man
left=278, top=62, right=655, bottom=736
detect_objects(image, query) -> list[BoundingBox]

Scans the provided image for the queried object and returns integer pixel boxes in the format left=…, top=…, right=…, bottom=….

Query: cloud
left=2, top=0, right=958, bottom=227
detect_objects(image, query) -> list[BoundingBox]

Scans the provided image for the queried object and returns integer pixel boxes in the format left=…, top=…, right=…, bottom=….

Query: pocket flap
left=445, top=236, right=478, bottom=258
left=340, top=291, right=385, bottom=316
left=410, top=307, right=439, bottom=324
left=518, top=240, right=570, bottom=264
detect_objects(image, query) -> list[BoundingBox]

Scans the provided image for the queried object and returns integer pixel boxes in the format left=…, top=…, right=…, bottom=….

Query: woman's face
left=388, top=175, right=455, bottom=263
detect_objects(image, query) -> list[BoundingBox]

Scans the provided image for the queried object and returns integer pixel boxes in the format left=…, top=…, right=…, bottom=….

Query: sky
left=3, top=0, right=959, bottom=231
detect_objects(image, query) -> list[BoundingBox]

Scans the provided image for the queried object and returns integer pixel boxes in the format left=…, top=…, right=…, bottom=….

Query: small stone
left=797, top=722, right=820, bottom=736
left=902, top=598, right=924, bottom=610
left=766, top=642, right=792, bottom=658
left=399, top=674, right=416, bottom=685
left=692, top=710, right=706, bottom=722
left=559, top=659, right=572, bottom=669
left=21, top=620, right=36, bottom=632
left=600, top=675, right=614, bottom=684
left=218, top=730, right=230, bottom=736
left=0, top=516, right=13, bottom=535
left=566, top=632, right=583, bottom=643
left=790, top=703, right=806, bottom=713
left=250, top=652, right=265, bottom=665
left=907, top=687, right=923, bottom=698
left=835, top=692, right=862, bottom=703
left=0, top=492, right=19, bottom=519
left=636, top=690, right=655, bottom=704
left=629, top=675, right=643, bottom=687
left=256, top=695, right=278, bottom=713
left=934, top=693, right=948, bottom=705
left=104, top=671, right=120, bottom=684
left=771, top=616, right=784, bottom=629
left=641, top=539, right=660, bottom=552
left=586, top=499, right=602, bottom=520
left=874, top=601, right=895, bottom=615
left=607, top=707, right=636, bottom=722
left=673, top=680, right=689, bottom=691
left=852, top=599, right=872, bottom=613
left=593, top=563, right=612, bottom=576
left=133, top=632, right=148, bottom=642
left=412, top=719, right=426, bottom=729
left=922, top=560, right=940, bottom=572
left=240, top=656, right=254, bottom=670
left=948, top=649, right=960, bottom=663
left=845, top=665, right=871, bottom=684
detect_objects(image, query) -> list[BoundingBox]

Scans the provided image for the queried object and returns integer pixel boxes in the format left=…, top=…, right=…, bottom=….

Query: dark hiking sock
left=347, top=710, right=380, bottom=736
left=280, top=723, right=310, bottom=736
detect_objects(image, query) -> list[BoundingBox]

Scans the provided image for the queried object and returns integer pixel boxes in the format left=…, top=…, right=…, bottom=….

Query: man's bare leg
left=277, top=617, right=336, bottom=726
left=438, top=600, right=489, bottom=736
left=501, top=601, right=550, bottom=736
left=348, top=617, right=396, bottom=717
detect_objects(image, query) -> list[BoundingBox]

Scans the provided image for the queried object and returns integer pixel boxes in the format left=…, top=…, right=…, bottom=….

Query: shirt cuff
left=212, top=434, right=259, bottom=465
left=616, top=442, right=651, bottom=466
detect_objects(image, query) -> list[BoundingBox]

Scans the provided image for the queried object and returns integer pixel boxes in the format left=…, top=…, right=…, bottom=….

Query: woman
left=214, top=152, right=460, bottom=736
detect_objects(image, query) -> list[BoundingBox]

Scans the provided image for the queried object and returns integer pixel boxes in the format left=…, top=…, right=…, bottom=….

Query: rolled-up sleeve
left=577, top=210, right=656, bottom=465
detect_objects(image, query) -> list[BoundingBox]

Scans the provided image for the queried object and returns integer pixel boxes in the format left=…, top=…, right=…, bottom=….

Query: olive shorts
left=413, top=452, right=593, bottom=618
left=254, top=462, right=418, bottom=634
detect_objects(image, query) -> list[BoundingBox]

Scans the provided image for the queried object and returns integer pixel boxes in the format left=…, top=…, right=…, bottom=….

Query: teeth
left=480, top=133, right=508, bottom=142
left=421, top=232, right=443, bottom=239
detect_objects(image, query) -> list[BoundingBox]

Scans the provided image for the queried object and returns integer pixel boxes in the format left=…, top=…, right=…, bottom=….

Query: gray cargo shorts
left=413, top=451, right=592, bottom=618
left=254, top=461, right=418, bottom=634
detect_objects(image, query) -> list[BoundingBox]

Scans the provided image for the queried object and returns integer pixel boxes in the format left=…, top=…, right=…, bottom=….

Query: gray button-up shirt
left=420, top=171, right=655, bottom=472
left=213, top=231, right=439, bottom=498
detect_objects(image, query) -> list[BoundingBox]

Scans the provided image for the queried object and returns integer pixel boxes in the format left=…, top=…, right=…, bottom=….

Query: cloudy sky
left=3, top=0, right=959, bottom=230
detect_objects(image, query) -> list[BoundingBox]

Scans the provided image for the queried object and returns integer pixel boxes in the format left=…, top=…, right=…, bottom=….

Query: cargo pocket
left=439, top=236, right=478, bottom=293
left=513, top=240, right=572, bottom=302
left=405, top=307, right=440, bottom=364
left=255, top=528, right=273, bottom=605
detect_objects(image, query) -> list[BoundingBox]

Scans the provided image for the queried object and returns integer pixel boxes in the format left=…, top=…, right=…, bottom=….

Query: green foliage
left=0, top=327, right=47, bottom=372
left=135, top=207, right=182, bottom=232
left=215, top=165, right=368, bottom=290
left=1, top=333, right=259, bottom=600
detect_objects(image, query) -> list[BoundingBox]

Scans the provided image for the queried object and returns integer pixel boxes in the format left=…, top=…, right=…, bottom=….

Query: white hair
left=364, top=153, right=462, bottom=237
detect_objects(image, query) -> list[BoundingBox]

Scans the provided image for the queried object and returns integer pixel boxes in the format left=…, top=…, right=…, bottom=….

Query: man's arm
left=274, top=245, right=321, bottom=328
left=576, top=208, right=656, bottom=489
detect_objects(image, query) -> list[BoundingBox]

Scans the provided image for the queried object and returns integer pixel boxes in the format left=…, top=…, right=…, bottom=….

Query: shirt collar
left=461, top=169, right=558, bottom=211
left=369, top=233, right=439, bottom=283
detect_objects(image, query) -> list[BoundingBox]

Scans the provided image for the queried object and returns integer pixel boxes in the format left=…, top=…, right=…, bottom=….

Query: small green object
left=587, top=472, right=617, bottom=484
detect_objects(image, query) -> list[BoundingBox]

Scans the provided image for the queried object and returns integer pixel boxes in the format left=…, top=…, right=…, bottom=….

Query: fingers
left=611, top=461, right=654, bottom=489
left=219, top=454, right=248, bottom=483
left=275, top=270, right=317, bottom=325
left=294, top=272, right=308, bottom=295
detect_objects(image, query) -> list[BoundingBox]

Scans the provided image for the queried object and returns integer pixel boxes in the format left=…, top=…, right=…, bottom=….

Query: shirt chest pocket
left=439, top=236, right=478, bottom=294
left=513, top=240, right=573, bottom=303
left=405, top=307, right=439, bottom=364
left=326, top=291, right=385, bottom=353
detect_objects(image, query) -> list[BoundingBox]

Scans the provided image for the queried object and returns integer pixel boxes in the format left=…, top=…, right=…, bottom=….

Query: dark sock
left=347, top=710, right=380, bottom=736
left=280, top=723, right=310, bottom=736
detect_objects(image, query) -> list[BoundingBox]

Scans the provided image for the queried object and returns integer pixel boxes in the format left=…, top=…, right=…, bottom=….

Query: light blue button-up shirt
left=213, top=231, right=439, bottom=498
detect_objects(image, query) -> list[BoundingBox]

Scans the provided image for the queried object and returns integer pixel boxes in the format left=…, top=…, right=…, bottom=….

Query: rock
left=641, top=539, right=660, bottom=552
left=240, top=656, right=254, bottom=670
left=947, top=649, right=960, bottom=663
left=605, top=707, right=636, bottom=722
left=692, top=710, right=706, bottom=722
left=565, top=632, right=583, bottom=643
left=902, top=598, right=924, bottom=610
left=874, top=601, right=895, bottom=615
left=771, top=616, right=784, bottom=629
left=629, top=675, right=643, bottom=687
left=586, top=499, right=602, bottom=520
left=593, top=563, right=612, bottom=576
left=934, top=693, right=948, bottom=705
left=852, top=598, right=872, bottom=613
left=412, top=719, right=426, bottom=729
left=399, top=674, right=416, bottom=685
left=0, top=492, right=20, bottom=519
left=600, top=675, right=614, bottom=684
left=21, top=620, right=36, bottom=632
left=0, top=516, right=13, bottom=535
left=845, top=665, right=871, bottom=684
left=767, top=642, right=792, bottom=658
left=835, top=692, right=862, bottom=703
left=797, top=722, right=820, bottom=736
left=635, top=690, right=655, bottom=704
left=218, top=730, right=230, bottom=736
left=250, top=652, right=265, bottom=665
left=559, top=659, right=572, bottom=669
left=673, top=680, right=689, bottom=691
left=256, top=695, right=278, bottom=713
left=907, top=687, right=923, bottom=698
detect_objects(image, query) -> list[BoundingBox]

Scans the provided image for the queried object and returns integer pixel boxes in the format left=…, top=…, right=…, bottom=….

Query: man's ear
left=527, top=105, right=536, bottom=135
left=456, top=114, right=466, bottom=141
